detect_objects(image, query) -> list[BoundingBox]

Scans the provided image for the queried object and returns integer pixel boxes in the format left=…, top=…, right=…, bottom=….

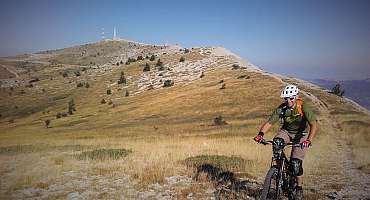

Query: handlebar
left=259, top=139, right=306, bottom=148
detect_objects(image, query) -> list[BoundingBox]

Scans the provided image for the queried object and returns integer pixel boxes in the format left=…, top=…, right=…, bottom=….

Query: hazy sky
left=1, top=0, right=369, bottom=80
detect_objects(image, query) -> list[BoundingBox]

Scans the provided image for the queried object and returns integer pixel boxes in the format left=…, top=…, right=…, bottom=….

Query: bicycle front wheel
left=261, top=166, right=282, bottom=200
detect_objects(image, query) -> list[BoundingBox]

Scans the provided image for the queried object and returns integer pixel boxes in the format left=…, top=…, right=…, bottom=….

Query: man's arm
left=307, top=120, right=319, bottom=142
left=259, top=122, right=272, bottom=134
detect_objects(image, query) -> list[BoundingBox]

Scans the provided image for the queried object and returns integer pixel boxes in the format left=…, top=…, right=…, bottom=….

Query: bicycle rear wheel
left=261, top=166, right=282, bottom=200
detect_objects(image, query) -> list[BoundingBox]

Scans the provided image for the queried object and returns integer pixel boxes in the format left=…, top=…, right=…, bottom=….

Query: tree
left=330, top=83, right=345, bottom=97
left=143, top=63, right=150, bottom=72
left=68, top=99, right=76, bottom=115
left=117, top=71, right=126, bottom=84
left=45, top=119, right=51, bottom=128
left=156, top=59, right=163, bottom=67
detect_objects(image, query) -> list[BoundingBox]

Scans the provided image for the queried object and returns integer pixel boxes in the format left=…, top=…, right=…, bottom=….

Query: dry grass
left=1, top=48, right=369, bottom=199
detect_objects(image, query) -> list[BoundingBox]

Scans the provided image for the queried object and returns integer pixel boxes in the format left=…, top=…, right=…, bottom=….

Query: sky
left=1, top=0, right=369, bottom=80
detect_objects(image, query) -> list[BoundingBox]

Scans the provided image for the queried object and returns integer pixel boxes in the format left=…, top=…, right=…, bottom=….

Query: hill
left=309, top=78, right=370, bottom=111
left=0, top=40, right=369, bottom=199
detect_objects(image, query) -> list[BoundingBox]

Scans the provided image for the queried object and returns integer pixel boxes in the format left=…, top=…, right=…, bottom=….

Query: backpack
left=279, top=97, right=304, bottom=121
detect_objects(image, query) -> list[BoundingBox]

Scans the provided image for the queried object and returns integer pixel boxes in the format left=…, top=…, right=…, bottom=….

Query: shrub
left=74, top=71, right=81, bottom=76
left=163, top=80, right=174, bottom=87
left=232, top=64, right=240, bottom=70
left=108, top=100, right=113, bottom=105
left=330, top=83, right=345, bottom=97
left=179, top=56, right=185, bottom=62
left=184, top=155, right=248, bottom=171
left=116, top=62, right=120, bottom=66
left=120, top=60, right=123, bottom=65
left=137, top=55, right=143, bottom=60
left=214, top=115, right=228, bottom=125
left=68, top=99, right=76, bottom=115
left=149, top=55, right=156, bottom=61
left=184, top=48, right=190, bottom=53
left=101, top=99, right=106, bottom=104
left=125, top=90, right=129, bottom=97
left=143, top=63, right=150, bottom=72
left=62, top=71, right=68, bottom=78
left=85, top=82, right=90, bottom=88
left=156, top=59, right=163, bottom=67
left=75, top=148, right=132, bottom=161
left=77, top=82, right=84, bottom=87
left=117, top=72, right=126, bottom=84
left=56, top=113, right=62, bottom=119
left=106, top=89, right=112, bottom=95
left=45, top=119, right=51, bottom=128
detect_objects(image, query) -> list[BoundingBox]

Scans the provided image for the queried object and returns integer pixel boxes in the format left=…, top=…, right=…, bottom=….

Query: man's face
left=284, top=97, right=296, bottom=108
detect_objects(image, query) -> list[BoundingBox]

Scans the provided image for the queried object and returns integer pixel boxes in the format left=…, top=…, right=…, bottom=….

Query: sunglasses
left=284, top=97, right=296, bottom=101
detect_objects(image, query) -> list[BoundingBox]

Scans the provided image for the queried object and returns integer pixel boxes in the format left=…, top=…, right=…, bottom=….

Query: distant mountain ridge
left=308, top=78, right=370, bottom=111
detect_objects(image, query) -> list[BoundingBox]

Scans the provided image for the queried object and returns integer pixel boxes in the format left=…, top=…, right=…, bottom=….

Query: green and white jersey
left=267, top=101, right=317, bottom=134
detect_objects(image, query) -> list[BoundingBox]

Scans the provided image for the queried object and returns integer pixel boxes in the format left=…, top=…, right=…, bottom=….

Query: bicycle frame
left=263, top=140, right=301, bottom=198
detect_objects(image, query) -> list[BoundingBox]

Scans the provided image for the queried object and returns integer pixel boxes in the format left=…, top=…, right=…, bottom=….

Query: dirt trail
left=0, top=64, right=19, bottom=79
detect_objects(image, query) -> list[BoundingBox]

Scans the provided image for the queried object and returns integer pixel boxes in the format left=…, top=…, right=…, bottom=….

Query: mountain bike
left=259, top=139, right=304, bottom=200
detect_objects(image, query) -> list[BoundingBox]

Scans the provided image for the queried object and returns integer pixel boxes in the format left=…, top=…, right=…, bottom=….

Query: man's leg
left=273, top=129, right=291, bottom=145
left=290, top=133, right=308, bottom=199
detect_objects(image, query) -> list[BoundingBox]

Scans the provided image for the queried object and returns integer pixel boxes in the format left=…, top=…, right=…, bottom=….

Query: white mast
left=113, top=27, right=117, bottom=40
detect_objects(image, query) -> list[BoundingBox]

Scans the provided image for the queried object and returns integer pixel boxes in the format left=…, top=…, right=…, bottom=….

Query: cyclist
left=254, top=84, right=319, bottom=199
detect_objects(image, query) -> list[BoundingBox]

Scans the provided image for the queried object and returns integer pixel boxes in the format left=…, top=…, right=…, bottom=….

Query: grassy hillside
left=0, top=41, right=369, bottom=199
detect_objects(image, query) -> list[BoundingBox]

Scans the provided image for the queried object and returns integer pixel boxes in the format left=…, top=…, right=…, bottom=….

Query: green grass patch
left=75, top=148, right=132, bottom=161
left=0, top=144, right=93, bottom=155
left=184, top=154, right=251, bottom=172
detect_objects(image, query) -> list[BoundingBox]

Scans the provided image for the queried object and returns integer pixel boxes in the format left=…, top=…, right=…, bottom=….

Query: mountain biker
left=254, top=84, right=319, bottom=199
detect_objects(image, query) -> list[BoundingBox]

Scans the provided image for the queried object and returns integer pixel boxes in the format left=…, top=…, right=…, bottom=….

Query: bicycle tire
left=261, top=166, right=281, bottom=200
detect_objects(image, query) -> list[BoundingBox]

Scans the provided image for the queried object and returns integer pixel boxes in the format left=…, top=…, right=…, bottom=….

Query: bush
left=163, top=80, right=174, bottom=87
left=45, top=119, right=51, bottom=128
left=183, top=155, right=248, bottom=171
left=106, top=89, right=112, bottom=95
left=56, top=113, right=62, bottom=119
left=116, top=62, right=120, bottom=66
left=143, top=63, right=150, bottom=72
left=156, top=59, right=163, bottom=67
left=117, top=72, right=126, bottom=84
left=232, top=64, right=240, bottom=70
left=120, top=60, right=123, bottom=65
left=68, top=99, right=76, bottom=115
left=179, top=56, right=185, bottom=62
left=85, top=82, right=90, bottom=88
left=214, top=115, right=228, bottom=125
left=77, top=82, right=84, bottom=87
left=75, top=149, right=132, bottom=161
left=137, top=55, right=143, bottom=60
left=62, top=71, right=68, bottom=78
left=125, top=90, right=129, bottom=97
left=184, top=48, right=190, bottom=53
left=74, top=71, right=81, bottom=76
left=330, top=83, right=345, bottom=97
left=149, top=55, right=156, bottom=61
left=101, top=99, right=106, bottom=104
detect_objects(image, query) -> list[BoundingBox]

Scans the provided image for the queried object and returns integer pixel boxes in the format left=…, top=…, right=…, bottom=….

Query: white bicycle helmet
left=280, top=85, right=299, bottom=98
